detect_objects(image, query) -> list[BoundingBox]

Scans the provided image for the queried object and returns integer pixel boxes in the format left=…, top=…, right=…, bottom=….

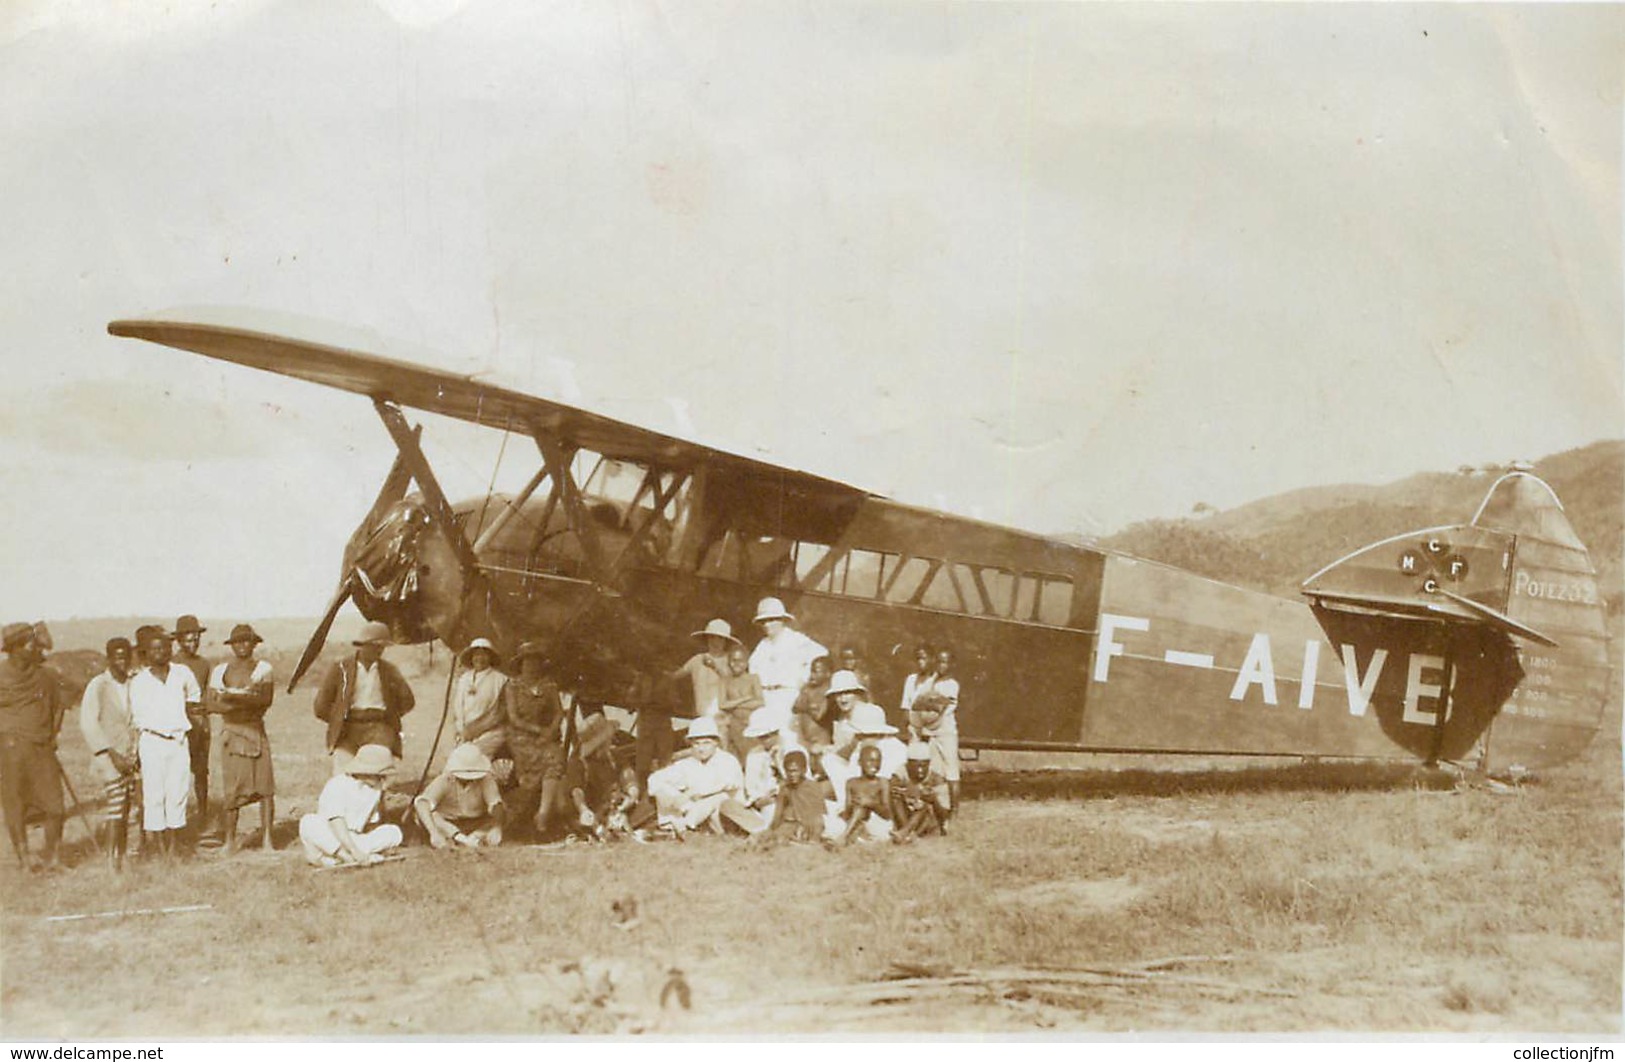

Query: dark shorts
left=0, top=736, right=63, bottom=823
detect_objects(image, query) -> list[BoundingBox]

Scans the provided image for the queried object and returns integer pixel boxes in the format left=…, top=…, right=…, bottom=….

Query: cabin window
left=1037, top=577, right=1074, bottom=626
left=979, top=567, right=1017, bottom=617
left=745, top=536, right=795, bottom=586
left=1013, top=575, right=1038, bottom=621
left=884, top=556, right=933, bottom=603
left=845, top=549, right=885, bottom=599
left=918, top=563, right=965, bottom=612
left=794, top=542, right=835, bottom=591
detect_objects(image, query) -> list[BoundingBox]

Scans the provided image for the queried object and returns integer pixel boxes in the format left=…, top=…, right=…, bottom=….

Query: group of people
left=0, top=616, right=277, bottom=870
left=0, top=595, right=967, bottom=870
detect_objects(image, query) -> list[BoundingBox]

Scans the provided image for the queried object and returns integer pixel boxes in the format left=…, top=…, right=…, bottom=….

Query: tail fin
left=1300, top=471, right=1609, bottom=771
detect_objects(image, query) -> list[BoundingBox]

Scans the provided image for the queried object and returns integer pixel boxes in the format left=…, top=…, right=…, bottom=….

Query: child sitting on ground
left=757, top=748, right=832, bottom=845
left=832, top=744, right=893, bottom=846
left=413, top=743, right=506, bottom=849
left=890, top=742, right=951, bottom=842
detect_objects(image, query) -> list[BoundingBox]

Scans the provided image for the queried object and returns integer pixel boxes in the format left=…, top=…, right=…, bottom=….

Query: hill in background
left=1091, top=439, right=1624, bottom=612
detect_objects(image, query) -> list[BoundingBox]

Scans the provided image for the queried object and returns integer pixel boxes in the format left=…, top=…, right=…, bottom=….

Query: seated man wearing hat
left=207, top=624, right=276, bottom=853
left=451, top=638, right=508, bottom=760
left=646, top=716, right=761, bottom=836
left=747, top=597, right=826, bottom=742
left=0, top=621, right=67, bottom=869
left=740, top=708, right=786, bottom=824
left=314, top=621, right=416, bottom=776
left=414, top=743, right=506, bottom=849
left=298, top=743, right=403, bottom=866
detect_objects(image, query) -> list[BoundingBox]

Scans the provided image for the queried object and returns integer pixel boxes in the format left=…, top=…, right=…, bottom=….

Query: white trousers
left=298, top=815, right=403, bottom=864
left=138, top=732, right=191, bottom=831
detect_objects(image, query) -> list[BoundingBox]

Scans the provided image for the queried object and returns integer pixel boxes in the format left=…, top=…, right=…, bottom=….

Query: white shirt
left=742, top=746, right=781, bottom=805
left=129, top=665, right=201, bottom=736
left=748, top=628, right=826, bottom=691
left=317, top=774, right=383, bottom=832
left=649, top=751, right=744, bottom=801
left=209, top=659, right=274, bottom=692
left=352, top=660, right=387, bottom=710
left=452, top=667, right=508, bottom=737
left=79, top=671, right=133, bottom=757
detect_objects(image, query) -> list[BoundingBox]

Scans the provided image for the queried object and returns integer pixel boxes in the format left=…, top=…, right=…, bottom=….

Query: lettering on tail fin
left=1340, top=644, right=1387, bottom=717
left=1401, top=653, right=1446, bottom=725
left=1228, top=634, right=1277, bottom=705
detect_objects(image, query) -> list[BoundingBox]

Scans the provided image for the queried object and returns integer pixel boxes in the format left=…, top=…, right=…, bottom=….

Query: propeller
left=286, top=433, right=419, bottom=691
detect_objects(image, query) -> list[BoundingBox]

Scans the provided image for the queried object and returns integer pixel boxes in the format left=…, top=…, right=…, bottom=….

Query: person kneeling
left=299, top=744, right=403, bottom=867
left=414, top=743, right=506, bottom=850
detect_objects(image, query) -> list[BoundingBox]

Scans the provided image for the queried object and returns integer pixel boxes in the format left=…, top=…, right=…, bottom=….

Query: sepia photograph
left=1, top=0, right=1620, bottom=1043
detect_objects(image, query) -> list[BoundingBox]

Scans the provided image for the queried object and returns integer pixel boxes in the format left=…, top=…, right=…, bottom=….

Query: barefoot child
left=890, top=743, right=950, bottom=841
left=833, top=744, right=893, bottom=845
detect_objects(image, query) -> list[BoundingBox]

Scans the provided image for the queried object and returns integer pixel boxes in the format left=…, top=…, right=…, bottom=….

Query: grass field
left=1, top=647, right=1619, bottom=1037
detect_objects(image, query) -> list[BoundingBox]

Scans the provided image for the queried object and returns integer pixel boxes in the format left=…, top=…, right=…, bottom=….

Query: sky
left=1, top=1, right=1620, bottom=623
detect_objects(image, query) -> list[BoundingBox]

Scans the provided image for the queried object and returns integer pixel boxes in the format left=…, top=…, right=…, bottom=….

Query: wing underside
left=107, top=318, right=871, bottom=509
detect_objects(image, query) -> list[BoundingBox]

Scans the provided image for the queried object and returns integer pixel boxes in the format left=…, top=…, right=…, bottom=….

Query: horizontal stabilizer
left=1302, top=587, right=1557, bottom=646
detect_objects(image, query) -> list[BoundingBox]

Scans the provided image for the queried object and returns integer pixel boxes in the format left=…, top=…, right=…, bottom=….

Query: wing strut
left=531, top=429, right=612, bottom=583
left=373, top=399, right=480, bottom=576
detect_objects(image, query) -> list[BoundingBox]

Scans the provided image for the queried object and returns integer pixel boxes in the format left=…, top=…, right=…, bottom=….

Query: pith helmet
left=686, top=716, right=722, bottom=742
left=458, top=637, right=501, bottom=667
left=690, top=618, right=741, bottom=645
left=752, top=597, right=794, bottom=624
left=742, top=708, right=779, bottom=739
left=825, top=670, right=868, bottom=698
left=346, top=744, right=396, bottom=777
left=446, top=743, right=493, bottom=780
left=848, top=702, right=898, bottom=736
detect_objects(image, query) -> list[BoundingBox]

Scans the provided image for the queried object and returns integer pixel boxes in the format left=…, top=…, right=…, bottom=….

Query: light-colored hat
left=352, top=621, right=391, bottom=646
left=446, top=743, right=493, bottom=780
left=752, top=597, right=794, bottom=624
left=742, top=708, right=779, bottom=739
left=906, top=742, right=932, bottom=762
left=690, top=618, right=741, bottom=645
left=825, top=669, right=868, bottom=698
left=458, top=637, right=501, bottom=667
left=686, top=716, right=722, bottom=742
left=346, top=744, right=396, bottom=777
left=226, top=623, right=263, bottom=645
left=1, top=622, right=34, bottom=652
left=848, top=703, right=898, bottom=736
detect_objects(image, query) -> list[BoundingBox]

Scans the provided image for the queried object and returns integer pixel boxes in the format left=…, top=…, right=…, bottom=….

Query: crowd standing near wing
left=0, top=597, right=965, bottom=871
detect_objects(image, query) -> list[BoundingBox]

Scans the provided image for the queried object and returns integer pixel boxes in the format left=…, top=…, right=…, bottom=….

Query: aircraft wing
left=1302, top=587, right=1557, bottom=646
left=107, top=318, right=872, bottom=508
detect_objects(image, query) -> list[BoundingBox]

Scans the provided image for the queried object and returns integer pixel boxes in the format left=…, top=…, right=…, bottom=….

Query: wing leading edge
left=106, top=317, right=872, bottom=508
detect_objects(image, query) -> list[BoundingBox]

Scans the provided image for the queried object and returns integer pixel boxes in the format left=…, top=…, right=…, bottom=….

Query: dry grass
left=2, top=650, right=1619, bottom=1037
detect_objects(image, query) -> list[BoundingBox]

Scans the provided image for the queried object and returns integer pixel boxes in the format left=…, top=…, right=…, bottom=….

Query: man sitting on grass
left=889, top=742, right=950, bottom=842
left=298, top=744, right=403, bottom=867
left=647, top=716, right=760, bottom=836
left=414, top=743, right=505, bottom=850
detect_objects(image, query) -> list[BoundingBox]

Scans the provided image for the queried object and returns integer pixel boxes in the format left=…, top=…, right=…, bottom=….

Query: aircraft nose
left=347, top=497, right=436, bottom=639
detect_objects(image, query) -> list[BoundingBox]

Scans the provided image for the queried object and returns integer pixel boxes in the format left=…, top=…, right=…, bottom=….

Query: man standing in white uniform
left=128, top=624, right=202, bottom=858
left=746, top=597, right=825, bottom=742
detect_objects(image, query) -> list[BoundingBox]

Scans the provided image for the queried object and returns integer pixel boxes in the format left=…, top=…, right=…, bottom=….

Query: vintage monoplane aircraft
left=108, top=318, right=1610, bottom=774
